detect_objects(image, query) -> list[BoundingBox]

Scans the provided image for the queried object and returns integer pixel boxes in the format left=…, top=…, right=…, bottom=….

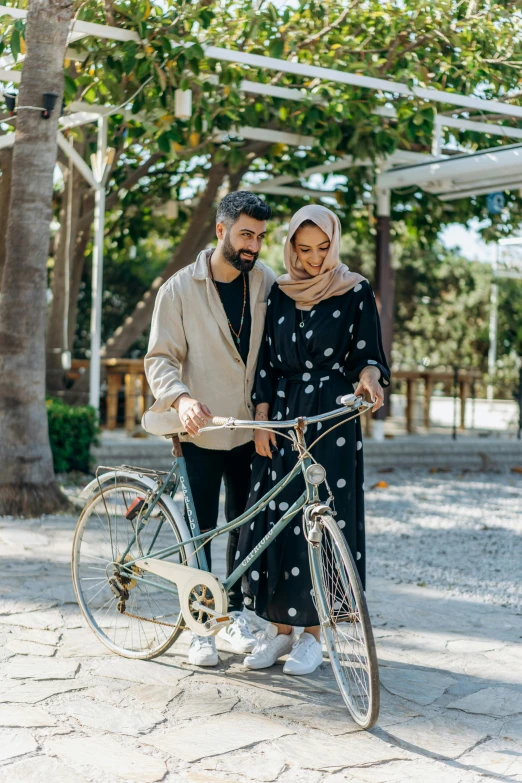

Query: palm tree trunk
left=0, top=147, right=13, bottom=284
left=0, top=0, right=74, bottom=516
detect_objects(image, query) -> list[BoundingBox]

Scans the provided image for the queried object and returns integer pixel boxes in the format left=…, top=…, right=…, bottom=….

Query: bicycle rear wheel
left=72, top=479, right=188, bottom=660
left=309, top=514, right=380, bottom=729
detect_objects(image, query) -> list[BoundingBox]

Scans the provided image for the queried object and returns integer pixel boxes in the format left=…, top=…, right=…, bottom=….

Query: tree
left=0, top=0, right=74, bottom=516
left=3, top=0, right=522, bottom=401
left=72, top=0, right=522, bottom=360
left=0, top=147, right=12, bottom=281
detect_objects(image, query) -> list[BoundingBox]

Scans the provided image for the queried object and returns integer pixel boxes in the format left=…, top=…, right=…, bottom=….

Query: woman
left=237, top=204, right=391, bottom=676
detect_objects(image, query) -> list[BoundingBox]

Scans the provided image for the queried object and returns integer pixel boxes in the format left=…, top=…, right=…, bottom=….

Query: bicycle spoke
left=73, top=482, right=185, bottom=659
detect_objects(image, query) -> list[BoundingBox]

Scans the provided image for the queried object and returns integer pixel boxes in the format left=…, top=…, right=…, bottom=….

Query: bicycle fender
left=78, top=470, right=197, bottom=566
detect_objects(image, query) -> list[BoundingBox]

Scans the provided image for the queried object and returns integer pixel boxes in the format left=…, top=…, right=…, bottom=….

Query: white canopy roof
left=378, top=143, right=522, bottom=201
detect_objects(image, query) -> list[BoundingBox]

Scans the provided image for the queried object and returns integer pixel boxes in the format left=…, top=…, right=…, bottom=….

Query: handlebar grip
left=212, top=416, right=230, bottom=426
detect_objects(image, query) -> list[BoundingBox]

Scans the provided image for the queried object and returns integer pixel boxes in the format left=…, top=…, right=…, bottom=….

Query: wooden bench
left=71, top=358, right=151, bottom=433
left=393, top=369, right=481, bottom=433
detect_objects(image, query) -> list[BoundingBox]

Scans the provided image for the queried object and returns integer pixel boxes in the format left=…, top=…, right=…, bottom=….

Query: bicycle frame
left=107, top=399, right=370, bottom=598
left=114, top=431, right=318, bottom=596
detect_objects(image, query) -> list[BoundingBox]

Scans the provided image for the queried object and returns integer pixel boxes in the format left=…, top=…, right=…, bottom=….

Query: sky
left=439, top=221, right=496, bottom=265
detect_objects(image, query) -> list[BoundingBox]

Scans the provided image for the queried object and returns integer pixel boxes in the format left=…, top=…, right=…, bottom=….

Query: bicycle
left=72, top=393, right=380, bottom=729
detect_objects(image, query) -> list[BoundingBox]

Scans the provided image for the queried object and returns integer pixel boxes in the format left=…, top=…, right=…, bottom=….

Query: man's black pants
left=181, top=440, right=254, bottom=613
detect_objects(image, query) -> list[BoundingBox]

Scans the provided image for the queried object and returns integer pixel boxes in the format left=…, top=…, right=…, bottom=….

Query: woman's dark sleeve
left=252, top=290, right=277, bottom=409
left=343, top=281, right=391, bottom=387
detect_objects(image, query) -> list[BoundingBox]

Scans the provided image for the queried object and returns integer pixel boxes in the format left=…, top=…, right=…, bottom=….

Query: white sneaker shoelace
left=251, top=625, right=279, bottom=654
left=291, top=635, right=315, bottom=656
left=191, top=636, right=214, bottom=652
left=228, top=613, right=256, bottom=640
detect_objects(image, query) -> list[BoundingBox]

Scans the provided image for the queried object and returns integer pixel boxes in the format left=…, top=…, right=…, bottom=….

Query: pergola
left=2, top=6, right=522, bottom=436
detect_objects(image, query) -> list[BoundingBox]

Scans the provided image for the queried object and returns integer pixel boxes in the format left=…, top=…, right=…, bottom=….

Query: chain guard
left=136, top=558, right=228, bottom=636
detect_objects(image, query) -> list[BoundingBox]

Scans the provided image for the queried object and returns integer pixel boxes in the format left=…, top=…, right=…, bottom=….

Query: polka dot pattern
left=243, top=278, right=389, bottom=627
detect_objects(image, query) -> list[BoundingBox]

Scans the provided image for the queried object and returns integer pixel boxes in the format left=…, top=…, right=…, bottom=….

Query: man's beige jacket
left=145, top=249, right=276, bottom=450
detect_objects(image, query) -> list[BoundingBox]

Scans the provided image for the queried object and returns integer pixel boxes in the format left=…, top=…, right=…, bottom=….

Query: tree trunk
left=0, top=0, right=74, bottom=517
left=46, top=139, right=89, bottom=398
left=104, top=161, right=249, bottom=358
left=0, top=147, right=13, bottom=284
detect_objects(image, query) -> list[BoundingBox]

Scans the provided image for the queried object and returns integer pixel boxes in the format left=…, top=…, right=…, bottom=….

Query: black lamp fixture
left=41, top=92, right=58, bottom=120
left=4, top=92, right=16, bottom=114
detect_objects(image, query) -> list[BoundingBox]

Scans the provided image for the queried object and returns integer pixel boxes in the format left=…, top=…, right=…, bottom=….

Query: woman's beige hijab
left=277, top=205, right=365, bottom=309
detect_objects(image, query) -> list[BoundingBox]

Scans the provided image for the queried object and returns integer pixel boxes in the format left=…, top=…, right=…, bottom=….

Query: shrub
left=47, top=398, right=100, bottom=474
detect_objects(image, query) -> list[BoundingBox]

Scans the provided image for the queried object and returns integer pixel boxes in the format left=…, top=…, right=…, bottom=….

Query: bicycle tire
left=72, top=479, right=188, bottom=660
left=309, top=513, right=380, bottom=729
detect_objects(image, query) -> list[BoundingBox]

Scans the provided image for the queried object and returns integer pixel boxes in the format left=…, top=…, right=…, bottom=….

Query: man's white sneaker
left=243, top=624, right=296, bottom=670
left=217, top=611, right=257, bottom=654
left=283, top=632, right=323, bottom=676
left=188, top=634, right=218, bottom=667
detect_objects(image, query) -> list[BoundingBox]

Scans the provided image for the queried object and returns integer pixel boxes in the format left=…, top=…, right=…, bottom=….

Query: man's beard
left=222, top=232, right=258, bottom=272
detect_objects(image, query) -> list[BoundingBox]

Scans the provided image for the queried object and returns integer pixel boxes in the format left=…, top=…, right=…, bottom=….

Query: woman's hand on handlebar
left=254, top=403, right=276, bottom=458
left=255, top=428, right=277, bottom=458
left=354, top=366, right=384, bottom=413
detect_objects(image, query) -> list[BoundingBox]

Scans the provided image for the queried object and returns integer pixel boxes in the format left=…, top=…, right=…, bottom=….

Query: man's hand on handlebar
left=174, top=394, right=212, bottom=437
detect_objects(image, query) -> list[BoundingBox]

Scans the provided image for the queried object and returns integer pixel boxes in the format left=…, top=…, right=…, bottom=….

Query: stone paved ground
left=0, top=472, right=521, bottom=783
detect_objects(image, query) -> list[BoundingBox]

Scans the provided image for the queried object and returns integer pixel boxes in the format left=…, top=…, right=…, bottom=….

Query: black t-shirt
left=214, top=273, right=251, bottom=365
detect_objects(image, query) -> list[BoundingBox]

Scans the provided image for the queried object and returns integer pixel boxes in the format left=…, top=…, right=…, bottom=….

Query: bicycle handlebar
left=202, top=395, right=372, bottom=433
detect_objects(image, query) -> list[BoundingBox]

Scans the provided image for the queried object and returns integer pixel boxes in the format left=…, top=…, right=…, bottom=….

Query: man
left=145, top=191, right=275, bottom=666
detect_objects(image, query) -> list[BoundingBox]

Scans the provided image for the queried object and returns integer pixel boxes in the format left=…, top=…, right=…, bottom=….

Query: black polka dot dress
left=237, top=280, right=391, bottom=628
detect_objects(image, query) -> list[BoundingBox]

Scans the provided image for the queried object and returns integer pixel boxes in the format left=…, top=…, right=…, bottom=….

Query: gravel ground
left=364, top=466, right=522, bottom=613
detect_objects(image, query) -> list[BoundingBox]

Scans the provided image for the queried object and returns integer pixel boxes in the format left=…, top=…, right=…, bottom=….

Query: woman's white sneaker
left=243, top=624, right=296, bottom=670
left=188, top=634, right=218, bottom=667
left=283, top=633, right=323, bottom=676
left=217, top=611, right=257, bottom=654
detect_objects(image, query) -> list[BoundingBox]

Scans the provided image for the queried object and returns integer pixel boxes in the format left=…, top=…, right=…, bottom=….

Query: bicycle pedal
left=203, top=615, right=232, bottom=632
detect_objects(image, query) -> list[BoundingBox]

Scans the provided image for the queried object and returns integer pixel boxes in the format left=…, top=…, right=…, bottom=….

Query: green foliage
left=340, top=228, right=521, bottom=397
left=3, top=0, right=522, bottom=387
left=46, top=399, right=100, bottom=473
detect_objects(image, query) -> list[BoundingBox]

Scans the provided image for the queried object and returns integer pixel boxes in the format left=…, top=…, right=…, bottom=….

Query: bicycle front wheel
left=309, top=514, right=380, bottom=729
left=72, top=479, right=188, bottom=660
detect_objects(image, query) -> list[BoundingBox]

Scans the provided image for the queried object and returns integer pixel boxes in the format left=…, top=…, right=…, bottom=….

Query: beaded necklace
left=208, top=257, right=247, bottom=348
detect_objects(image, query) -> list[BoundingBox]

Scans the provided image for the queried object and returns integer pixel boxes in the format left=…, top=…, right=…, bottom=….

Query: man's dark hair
left=216, top=191, right=271, bottom=228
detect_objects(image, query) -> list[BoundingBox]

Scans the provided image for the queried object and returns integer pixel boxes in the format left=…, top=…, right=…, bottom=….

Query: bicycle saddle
left=141, top=409, right=186, bottom=436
